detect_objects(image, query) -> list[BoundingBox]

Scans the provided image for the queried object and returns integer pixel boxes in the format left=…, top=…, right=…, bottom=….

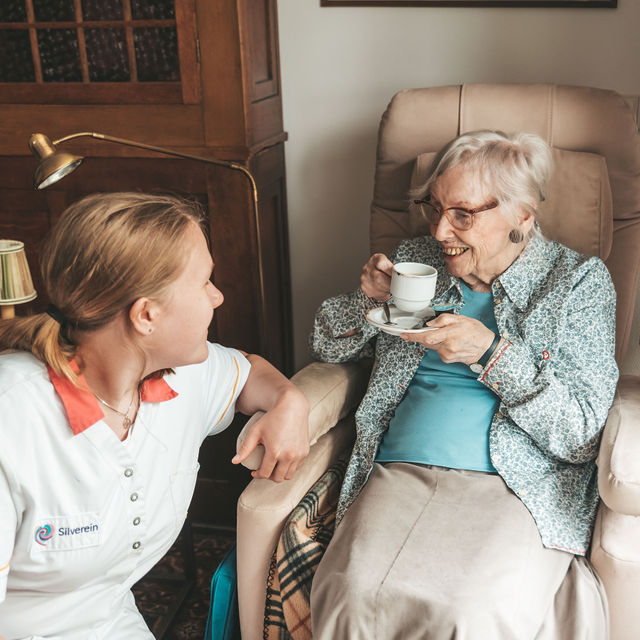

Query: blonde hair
left=0, top=192, right=205, bottom=381
left=413, top=130, right=553, bottom=236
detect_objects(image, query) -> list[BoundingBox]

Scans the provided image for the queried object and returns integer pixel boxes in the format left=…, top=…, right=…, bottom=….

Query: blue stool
left=205, top=544, right=240, bottom=640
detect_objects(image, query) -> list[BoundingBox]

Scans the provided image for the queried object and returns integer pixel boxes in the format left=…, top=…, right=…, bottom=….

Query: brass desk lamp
left=0, top=240, right=37, bottom=319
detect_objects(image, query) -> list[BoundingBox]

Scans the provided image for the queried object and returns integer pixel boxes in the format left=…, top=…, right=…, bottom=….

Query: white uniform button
left=132, top=541, right=141, bottom=550
left=133, top=517, right=141, bottom=526
left=124, top=468, right=134, bottom=478
left=130, top=492, right=138, bottom=502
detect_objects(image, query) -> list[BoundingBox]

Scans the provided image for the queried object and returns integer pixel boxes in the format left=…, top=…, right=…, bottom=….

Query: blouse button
left=130, top=492, right=138, bottom=502
left=132, top=541, right=141, bottom=550
left=133, top=517, right=141, bottom=526
left=496, top=411, right=504, bottom=419
left=492, top=382, right=500, bottom=390
left=124, top=468, right=134, bottom=478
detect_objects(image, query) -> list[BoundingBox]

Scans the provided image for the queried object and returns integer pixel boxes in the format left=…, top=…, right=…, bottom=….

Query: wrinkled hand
left=361, top=253, right=393, bottom=300
left=402, top=313, right=497, bottom=366
left=233, top=389, right=310, bottom=482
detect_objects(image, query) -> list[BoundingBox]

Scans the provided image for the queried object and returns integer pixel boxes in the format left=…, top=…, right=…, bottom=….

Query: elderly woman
left=309, top=131, right=618, bottom=639
left=0, top=192, right=309, bottom=640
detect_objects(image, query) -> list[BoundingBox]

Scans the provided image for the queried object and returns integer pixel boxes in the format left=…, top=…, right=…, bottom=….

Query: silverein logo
left=34, top=524, right=55, bottom=546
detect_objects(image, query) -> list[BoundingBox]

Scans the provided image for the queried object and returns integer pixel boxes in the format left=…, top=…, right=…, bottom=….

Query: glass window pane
left=37, top=29, right=82, bottom=82
left=33, top=0, right=75, bottom=22
left=0, top=1, right=27, bottom=22
left=131, top=0, right=175, bottom=20
left=133, top=27, right=179, bottom=82
left=0, top=29, right=35, bottom=81
left=81, top=0, right=124, bottom=21
left=85, top=28, right=129, bottom=81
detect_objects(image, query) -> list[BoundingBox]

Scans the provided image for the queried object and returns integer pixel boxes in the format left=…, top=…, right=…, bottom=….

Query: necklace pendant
left=122, top=416, right=132, bottom=430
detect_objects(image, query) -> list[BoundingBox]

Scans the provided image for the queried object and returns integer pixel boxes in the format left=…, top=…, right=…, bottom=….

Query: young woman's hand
left=234, top=354, right=310, bottom=482
left=234, top=388, right=309, bottom=481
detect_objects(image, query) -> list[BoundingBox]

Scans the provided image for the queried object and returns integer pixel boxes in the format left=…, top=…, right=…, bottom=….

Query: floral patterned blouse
left=309, top=234, right=618, bottom=555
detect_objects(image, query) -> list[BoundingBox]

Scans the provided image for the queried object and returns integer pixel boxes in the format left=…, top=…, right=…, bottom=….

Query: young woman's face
left=152, top=223, right=223, bottom=368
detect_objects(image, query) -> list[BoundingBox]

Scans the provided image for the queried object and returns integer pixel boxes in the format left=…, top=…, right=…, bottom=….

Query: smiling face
left=429, top=163, right=533, bottom=291
left=150, top=222, right=224, bottom=368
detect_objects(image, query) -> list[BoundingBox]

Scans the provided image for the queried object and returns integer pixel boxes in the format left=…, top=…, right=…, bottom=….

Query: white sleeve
left=201, top=343, right=251, bottom=438
left=0, top=463, right=17, bottom=604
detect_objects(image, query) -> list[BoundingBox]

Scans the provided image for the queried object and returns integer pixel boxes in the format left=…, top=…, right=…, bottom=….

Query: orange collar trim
left=47, top=362, right=178, bottom=435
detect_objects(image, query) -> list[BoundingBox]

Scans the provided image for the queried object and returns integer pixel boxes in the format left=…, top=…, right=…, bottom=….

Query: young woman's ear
left=129, top=298, right=159, bottom=336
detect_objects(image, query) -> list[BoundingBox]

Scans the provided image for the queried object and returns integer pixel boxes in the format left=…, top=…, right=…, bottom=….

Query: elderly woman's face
left=429, top=163, right=530, bottom=289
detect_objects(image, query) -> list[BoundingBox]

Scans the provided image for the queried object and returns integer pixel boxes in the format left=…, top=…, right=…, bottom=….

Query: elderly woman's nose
left=432, top=214, right=456, bottom=239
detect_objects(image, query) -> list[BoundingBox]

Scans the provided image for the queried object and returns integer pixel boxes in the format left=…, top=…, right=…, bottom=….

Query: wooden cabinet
left=0, top=0, right=291, bottom=527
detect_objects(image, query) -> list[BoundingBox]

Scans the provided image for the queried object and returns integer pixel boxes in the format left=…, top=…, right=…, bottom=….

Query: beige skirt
left=311, top=462, right=608, bottom=640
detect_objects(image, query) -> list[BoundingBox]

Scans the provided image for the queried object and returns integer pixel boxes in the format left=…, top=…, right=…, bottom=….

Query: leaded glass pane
left=85, top=28, right=129, bottom=81
left=33, top=0, right=75, bottom=22
left=81, top=0, right=124, bottom=21
left=0, top=29, right=35, bottom=81
left=0, top=1, right=28, bottom=22
left=131, top=0, right=175, bottom=20
left=37, top=29, right=82, bottom=81
left=133, top=27, right=179, bottom=82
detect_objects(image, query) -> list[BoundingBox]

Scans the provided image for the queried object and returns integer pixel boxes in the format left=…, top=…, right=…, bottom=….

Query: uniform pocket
left=169, top=463, right=200, bottom=530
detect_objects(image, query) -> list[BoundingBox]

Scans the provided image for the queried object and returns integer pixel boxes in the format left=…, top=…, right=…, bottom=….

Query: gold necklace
left=94, top=389, right=140, bottom=431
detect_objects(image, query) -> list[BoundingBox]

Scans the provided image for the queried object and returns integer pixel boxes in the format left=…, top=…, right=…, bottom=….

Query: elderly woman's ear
left=513, top=207, right=536, bottom=243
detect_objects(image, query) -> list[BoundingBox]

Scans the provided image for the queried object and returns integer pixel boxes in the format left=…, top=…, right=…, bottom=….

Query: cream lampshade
left=0, top=240, right=37, bottom=319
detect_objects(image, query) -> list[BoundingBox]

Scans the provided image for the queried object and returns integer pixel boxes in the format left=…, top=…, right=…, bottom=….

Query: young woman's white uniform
left=0, top=342, right=250, bottom=640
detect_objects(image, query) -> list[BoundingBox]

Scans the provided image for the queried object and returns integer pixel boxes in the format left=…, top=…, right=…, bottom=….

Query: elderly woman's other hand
left=402, top=313, right=498, bottom=367
left=361, top=253, right=394, bottom=301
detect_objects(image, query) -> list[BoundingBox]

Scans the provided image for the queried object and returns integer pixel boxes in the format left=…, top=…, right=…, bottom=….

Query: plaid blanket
left=263, top=458, right=347, bottom=640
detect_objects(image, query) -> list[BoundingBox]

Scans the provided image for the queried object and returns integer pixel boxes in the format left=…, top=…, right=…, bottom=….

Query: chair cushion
left=408, top=147, right=613, bottom=260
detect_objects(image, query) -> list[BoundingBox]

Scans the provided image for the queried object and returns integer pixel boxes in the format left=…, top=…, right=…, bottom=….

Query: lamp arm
left=52, top=131, right=258, bottom=201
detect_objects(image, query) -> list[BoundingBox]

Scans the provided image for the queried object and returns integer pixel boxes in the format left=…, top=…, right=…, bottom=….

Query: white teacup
left=391, top=262, right=437, bottom=312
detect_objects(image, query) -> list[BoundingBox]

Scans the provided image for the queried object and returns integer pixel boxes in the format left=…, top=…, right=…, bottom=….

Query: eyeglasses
left=413, top=198, right=499, bottom=231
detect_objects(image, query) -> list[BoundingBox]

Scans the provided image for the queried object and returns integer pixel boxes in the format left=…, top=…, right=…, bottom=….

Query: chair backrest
left=370, top=84, right=640, bottom=363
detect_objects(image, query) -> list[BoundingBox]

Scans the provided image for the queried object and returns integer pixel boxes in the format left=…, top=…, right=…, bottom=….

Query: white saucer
left=366, top=305, right=437, bottom=336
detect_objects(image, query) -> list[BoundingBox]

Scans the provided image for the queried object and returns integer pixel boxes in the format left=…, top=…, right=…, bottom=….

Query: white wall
left=277, top=0, right=640, bottom=372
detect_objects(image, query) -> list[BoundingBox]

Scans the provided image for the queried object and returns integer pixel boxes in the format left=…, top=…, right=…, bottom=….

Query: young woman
left=0, top=192, right=309, bottom=640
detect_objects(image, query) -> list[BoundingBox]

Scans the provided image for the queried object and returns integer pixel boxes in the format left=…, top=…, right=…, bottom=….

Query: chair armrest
left=597, top=375, right=640, bottom=515
left=237, top=359, right=371, bottom=469
left=237, top=416, right=356, bottom=640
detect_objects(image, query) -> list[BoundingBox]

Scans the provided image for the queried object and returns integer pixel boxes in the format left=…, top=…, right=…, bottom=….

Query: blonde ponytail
left=0, top=312, right=77, bottom=379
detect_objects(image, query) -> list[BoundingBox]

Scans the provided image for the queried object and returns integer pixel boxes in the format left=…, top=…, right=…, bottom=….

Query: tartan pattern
left=263, top=458, right=347, bottom=640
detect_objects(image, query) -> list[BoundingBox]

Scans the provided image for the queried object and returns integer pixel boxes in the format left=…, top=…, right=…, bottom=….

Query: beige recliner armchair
left=237, top=83, right=640, bottom=640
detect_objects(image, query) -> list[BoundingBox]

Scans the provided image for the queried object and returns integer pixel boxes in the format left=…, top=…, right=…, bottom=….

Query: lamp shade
left=0, top=240, right=37, bottom=305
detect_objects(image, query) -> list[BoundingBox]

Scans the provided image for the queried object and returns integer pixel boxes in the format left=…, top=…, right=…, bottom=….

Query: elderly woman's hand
left=361, top=253, right=394, bottom=300
left=402, top=313, right=498, bottom=366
